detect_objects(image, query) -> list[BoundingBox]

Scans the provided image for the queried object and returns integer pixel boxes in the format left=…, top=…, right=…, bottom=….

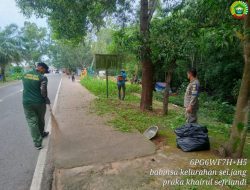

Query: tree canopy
left=19, top=22, right=49, bottom=65
left=16, top=0, right=133, bottom=41
left=0, top=24, right=22, bottom=81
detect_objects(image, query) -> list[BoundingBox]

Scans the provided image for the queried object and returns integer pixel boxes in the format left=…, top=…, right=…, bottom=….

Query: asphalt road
left=0, top=74, right=62, bottom=190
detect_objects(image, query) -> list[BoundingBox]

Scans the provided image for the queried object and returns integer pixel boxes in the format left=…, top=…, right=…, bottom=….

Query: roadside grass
left=81, top=77, right=250, bottom=159
left=0, top=77, right=18, bottom=86
left=81, top=77, right=181, bottom=147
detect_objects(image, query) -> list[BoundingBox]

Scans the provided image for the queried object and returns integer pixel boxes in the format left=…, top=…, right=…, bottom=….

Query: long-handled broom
left=48, top=105, right=63, bottom=147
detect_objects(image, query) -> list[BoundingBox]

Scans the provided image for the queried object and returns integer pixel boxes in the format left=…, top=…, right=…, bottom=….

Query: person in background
left=117, top=70, right=127, bottom=100
left=71, top=72, right=75, bottom=82
left=184, top=68, right=200, bottom=123
left=22, top=62, right=50, bottom=150
left=83, top=68, right=88, bottom=78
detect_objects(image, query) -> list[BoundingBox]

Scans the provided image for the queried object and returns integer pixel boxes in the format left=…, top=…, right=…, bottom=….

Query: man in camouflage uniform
left=22, top=62, right=51, bottom=150
left=184, top=68, right=200, bottom=123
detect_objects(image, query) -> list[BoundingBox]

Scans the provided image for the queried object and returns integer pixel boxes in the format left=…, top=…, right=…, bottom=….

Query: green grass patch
left=81, top=76, right=140, bottom=101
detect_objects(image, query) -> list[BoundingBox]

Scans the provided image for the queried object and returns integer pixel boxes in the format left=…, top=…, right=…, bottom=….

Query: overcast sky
left=0, top=0, right=48, bottom=28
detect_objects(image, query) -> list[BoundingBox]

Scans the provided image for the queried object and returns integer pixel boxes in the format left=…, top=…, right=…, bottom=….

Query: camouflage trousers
left=185, top=108, right=198, bottom=123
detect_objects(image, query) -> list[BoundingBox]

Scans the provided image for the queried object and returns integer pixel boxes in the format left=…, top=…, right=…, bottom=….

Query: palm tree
left=0, top=24, right=21, bottom=82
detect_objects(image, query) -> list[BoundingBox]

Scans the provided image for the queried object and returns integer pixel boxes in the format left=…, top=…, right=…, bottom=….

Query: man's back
left=22, top=69, right=46, bottom=105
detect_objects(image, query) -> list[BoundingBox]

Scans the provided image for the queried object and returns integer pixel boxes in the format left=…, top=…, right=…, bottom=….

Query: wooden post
left=106, top=69, right=109, bottom=98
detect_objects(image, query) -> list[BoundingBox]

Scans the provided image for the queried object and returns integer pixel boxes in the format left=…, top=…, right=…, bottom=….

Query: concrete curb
left=30, top=78, right=62, bottom=190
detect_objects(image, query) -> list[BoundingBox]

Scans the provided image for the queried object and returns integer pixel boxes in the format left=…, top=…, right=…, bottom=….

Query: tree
left=92, top=28, right=115, bottom=54
left=150, top=10, right=192, bottom=114
left=16, top=0, right=129, bottom=41
left=0, top=24, right=21, bottom=82
left=140, top=0, right=154, bottom=110
left=49, top=40, right=92, bottom=72
left=224, top=5, right=250, bottom=158
left=19, top=22, right=48, bottom=65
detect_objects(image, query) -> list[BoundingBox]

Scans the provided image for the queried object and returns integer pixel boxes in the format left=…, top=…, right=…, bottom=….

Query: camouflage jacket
left=184, top=78, right=200, bottom=108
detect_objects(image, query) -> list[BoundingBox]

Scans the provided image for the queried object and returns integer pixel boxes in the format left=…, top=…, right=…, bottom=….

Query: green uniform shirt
left=22, top=69, right=48, bottom=105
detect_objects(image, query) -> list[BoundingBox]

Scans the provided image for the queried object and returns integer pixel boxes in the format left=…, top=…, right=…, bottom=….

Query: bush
left=154, top=91, right=234, bottom=124
left=201, top=100, right=234, bottom=124
left=11, top=73, right=23, bottom=80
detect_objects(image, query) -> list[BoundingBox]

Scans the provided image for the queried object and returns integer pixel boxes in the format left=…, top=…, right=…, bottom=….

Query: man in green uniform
left=22, top=62, right=50, bottom=150
left=184, top=68, right=200, bottom=123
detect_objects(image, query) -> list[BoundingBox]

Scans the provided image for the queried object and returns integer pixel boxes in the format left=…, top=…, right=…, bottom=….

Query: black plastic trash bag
left=175, top=123, right=210, bottom=152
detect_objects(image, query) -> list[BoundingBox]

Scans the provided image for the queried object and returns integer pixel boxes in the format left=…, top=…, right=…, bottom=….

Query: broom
left=48, top=104, right=80, bottom=160
left=49, top=104, right=62, bottom=138
left=48, top=104, right=64, bottom=158
left=50, top=106, right=82, bottom=166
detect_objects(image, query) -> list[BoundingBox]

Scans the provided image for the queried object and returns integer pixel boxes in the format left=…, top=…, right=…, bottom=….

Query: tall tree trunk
left=224, top=10, right=250, bottom=158
left=163, top=59, right=176, bottom=115
left=140, top=0, right=154, bottom=111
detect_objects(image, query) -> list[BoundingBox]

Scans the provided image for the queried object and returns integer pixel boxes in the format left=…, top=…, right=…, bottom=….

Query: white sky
left=0, top=0, right=48, bottom=28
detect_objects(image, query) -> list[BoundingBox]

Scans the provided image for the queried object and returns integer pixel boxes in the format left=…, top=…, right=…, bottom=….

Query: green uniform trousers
left=23, top=103, right=46, bottom=146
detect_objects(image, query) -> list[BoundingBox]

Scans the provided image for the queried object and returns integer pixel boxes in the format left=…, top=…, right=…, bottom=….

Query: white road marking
left=30, top=77, right=62, bottom=190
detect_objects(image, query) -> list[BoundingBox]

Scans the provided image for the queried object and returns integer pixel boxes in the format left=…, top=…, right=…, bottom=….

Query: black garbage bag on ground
left=175, top=123, right=210, bottom=152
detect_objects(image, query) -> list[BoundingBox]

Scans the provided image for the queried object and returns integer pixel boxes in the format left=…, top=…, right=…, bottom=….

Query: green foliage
left=150, top=11, right=193, bottom=69
left=108, top=0, right=244, bottom=105
left=0, top=24, right=21, bottom=65
left=0, top=24, right=22, bottom=81
left=49, top=40, right=92, bottom=71
left=237, top=122, right=245, bottom=131
left=200, top=100, right=234, bottom=124
left=6, top=65, right=24, bottom=80
left=0, top=22, right=52, bottom=82
left=19, top=22, right=48, bottom=65
left=92, top=28, right=115, bottom=54
left=10, top=73, right=23, bottom=80
left=16, top=0, right=133, bottom=42
left=109, top=27, right=141, bottom=76
left=12, top=66, right=23, bottom=73
left=110, top=27, right=140, bottom=56
left=155, top=91, right=234, bottom=124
